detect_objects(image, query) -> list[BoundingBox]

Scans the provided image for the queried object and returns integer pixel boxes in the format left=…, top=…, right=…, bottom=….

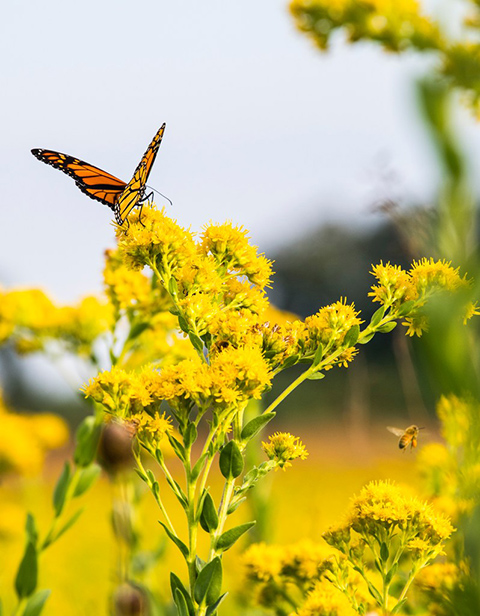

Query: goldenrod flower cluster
left=322, top=481, right=454, bottom=614
left=243, top=539, right=370, bottom=615
left=0, top=287, right=113, bottom=355
left=369, top=259, right=468, bottom=336
left=289, top=0, right=443, bottom=52
left=262, top=432, right=308, bottom=470
left=290, top=0, right=480, bottom=116
left=0, top=390, right=69, bottom=476
left=419, top=395, right=480, bottom=521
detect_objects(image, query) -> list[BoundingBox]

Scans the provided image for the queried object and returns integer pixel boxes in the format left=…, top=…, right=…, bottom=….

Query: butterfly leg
left=137, top=190, right=154, bottom=227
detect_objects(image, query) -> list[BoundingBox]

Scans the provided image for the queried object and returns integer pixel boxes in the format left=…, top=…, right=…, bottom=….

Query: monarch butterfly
left=31, top=123, right=166, bottom=226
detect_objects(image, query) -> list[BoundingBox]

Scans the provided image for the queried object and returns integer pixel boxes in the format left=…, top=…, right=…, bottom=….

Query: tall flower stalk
left=80, top=205, right=470, bottom=615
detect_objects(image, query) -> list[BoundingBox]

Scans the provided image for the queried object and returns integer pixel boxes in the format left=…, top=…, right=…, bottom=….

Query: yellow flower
left=304, top=299, right=362, bottom=351
left=402, top=313, right=429, bottom=337
left=210, top=346, right=272, bottom=408
left=103, top=248, right=152, bottom=311
left=294, top=578, right=357, bottom=616
left=281, top=540, right=333, bottom=582
left=0, top=391, right=69, bottom=477
left=243, top=542, right=285, bottom=582
left=464, top=300, right=480, bottom=323
left=262, top=432, right=308, bottom=470
left=436, top=394, right=471, bottom=448
left=409, top=258, right=467, bottom=293
left=83, top=366, right=151, bottom=417
left=201, top=222, right=273, bottom=288
left=369, top=262, right=416, bottom=306
left=129, top=411, right=173, bottom=451
left=117, top=205, right=197, bottom=273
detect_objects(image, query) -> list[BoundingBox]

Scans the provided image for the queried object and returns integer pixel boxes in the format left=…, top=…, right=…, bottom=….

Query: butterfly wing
left=116, top=124, right=166, bottom=224
left=31, top=149, right=127, bottom=210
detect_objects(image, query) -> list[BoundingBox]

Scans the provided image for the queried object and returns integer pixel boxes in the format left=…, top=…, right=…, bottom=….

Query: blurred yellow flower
left=0, top=392, right=69, bottom=477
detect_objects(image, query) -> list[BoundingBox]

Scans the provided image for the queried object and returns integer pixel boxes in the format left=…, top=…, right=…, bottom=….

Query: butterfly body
left=32, top=123, right=166, bottom=225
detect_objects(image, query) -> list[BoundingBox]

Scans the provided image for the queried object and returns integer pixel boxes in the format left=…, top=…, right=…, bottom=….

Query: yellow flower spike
left=408, top=258, right=467, bottom=293
left=304, top=299, right=362, bottom=351
left=103, top=248, right=152, bottom=311
left=243, top=542, right=285, bottom=582
left=464, top=300, right=480, bottom=324
left=209, top=345, right=272, bottom=407
left=129, top=410, right=173, bottom=452
left=369, top=262, right=416, bottom=306
left=262, top=432, right=308, bottom=470
left=117, top=205, right=197, bottom=273
left=402, top=313, right=429, bottom=337
left=0, top=390, right=69, bottom=477
left=294, top=578, right=357, bottom=616
left=201, top=221, right=274, bottom=288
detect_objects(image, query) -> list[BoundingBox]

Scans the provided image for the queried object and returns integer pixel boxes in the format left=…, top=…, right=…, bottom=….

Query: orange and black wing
left=31, top=149, right=127, bottom=210
left=116, top=124, right=166, bottom=223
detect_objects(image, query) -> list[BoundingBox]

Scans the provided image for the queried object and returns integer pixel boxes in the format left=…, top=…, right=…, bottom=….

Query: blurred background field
left=0, top=423, right=422, bottom=614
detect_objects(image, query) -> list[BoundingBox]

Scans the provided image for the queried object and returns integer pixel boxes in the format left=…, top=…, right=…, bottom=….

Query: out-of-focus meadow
left=3, top=1, right=480, bottom=616
left=0, top=425, right=421, bottom=614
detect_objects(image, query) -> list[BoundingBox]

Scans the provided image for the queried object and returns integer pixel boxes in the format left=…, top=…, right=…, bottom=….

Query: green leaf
left=25, top=513, right=38, bottom=547
left=22, top=589, right=51, bottom=616
left=370, top=306, right=385, bottom=327
left=397, top=300, right=416, bottom=317
left=377, top=321, right=397, bottom=333
left=173, top=589, right=189, bottom=616
left=184, top=423, right=198, bottom=449
left=189, top=333, right=204, bottom=354
left=194, top=557, right=223, bottom=607
left=170, top=574, right=195, bottom=616
left=343, top=324, right=360, bottom=347
left=196, top=555, right=206, bottom=573
left=385, top=562, right=398, bottom=585
left=168, top=277, right=179, bottom=297
left=307, top=370, right=325, bottom=380
left=74, top=416, right=102, bottom=467
left=49, top=509, right=83, bottom=545
left=359, top=332, right=375, bottom=344
left=215, top=521, right=256, bottom=552
left=281, top=354, right=299, bottom=369
left=191, top=453, right=208, bottom=481
left=365, top=581, right=383, bottom=605
left=241, top=412, right=276, bottom=442
left=205, top=592, right=228, bottom=616
left=15, top=542, right=38, bottom=598
left=127, top=321, right=149, bottom=341
left=219, top=441, right=244, bottom=479
left=177, top=314, right=190, bottom=334
left=167, top=434, right=186, bottom=462
left=380, top=542, right=389, bottom=562
left=73, top=464, right=101, bottom=498
left=200, top=493, right=219, bottom=533
left=391, top=598, right=408, bottom=615
left=53, top=462, right=71, bottom=516
left=159, top=522, right=189, bottom=559
left=226, top=497, right=246, bottom=515
left=312, top=343, right=324, bottom=368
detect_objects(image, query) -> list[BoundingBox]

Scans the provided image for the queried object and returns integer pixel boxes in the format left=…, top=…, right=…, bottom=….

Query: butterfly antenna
left=149, top=186, right=173, bottom=206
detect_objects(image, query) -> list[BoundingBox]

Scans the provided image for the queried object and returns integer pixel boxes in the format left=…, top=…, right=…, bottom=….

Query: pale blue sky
left=1, top=0, right=479, bottom=302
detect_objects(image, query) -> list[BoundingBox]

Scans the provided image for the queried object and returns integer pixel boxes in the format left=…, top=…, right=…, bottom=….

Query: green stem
left=207, top=476, right=236, bottom=562
left=135, top=451, right=176, bottom=534
left=186, top=465, right=198, bottom=597
left=11, top=597, right=27, bottom=616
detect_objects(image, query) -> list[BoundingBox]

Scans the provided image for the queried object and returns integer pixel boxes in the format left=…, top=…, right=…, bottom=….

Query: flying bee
left=387, top=425, right=424, bottom=451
